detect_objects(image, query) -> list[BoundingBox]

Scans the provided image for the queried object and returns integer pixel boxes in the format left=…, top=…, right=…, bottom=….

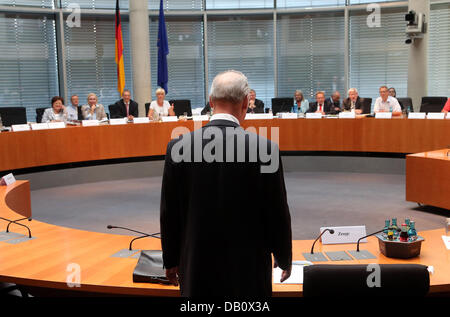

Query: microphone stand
left=356, top=227, right=401, bottom=252
left=107, top=225, right=160, bottom=251
left=311, top=228, right=335, bottom=254
left=0, top=216, right=32, bottom=238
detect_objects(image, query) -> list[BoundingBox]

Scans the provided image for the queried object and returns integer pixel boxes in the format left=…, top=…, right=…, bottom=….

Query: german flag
left=115, top=0, right=125, bottom=96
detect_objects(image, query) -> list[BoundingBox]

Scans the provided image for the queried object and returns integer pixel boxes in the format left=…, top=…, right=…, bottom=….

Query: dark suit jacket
left=112, top=99, right=139, bottom=118
left=342, top=96, right=363, bottom=111
left=160, top=119, right=292, bottom=297
left=307, top=100, right=335, bottom=114
left=247, top=99, right=265, bottom=114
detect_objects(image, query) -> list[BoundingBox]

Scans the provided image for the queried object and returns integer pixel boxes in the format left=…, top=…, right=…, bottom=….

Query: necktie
left=319, top=104, right=323, bottom=112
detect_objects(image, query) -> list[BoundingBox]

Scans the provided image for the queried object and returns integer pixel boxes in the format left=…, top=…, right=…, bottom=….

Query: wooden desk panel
left=406, top=149, right=450, bottom=210
left=1, top=181, right=450, bottom=296
left=1, top=118, right=449, bottom=172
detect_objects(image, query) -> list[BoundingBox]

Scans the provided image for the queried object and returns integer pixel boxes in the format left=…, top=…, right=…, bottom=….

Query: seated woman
left=293, top=90, right=309, bottom=114
left=441, top=98, right=450, bottom=114
left=81, top=93, right=107, bottom=120
left=147, top=88, right=175, bottom=120
left=42, top=96, right=68, bottom=123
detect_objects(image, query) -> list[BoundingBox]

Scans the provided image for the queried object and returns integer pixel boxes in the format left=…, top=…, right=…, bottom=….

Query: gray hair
left=209, top=70, right=250, bottom=104
left=348, top=88, right=358, bottom=95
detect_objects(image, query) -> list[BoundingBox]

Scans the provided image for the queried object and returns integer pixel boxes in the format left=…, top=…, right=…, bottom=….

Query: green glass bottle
left=408, top=221, right=417, bottom=241
left=405, top=218, right=411, bottom=231
left=383, top=219, right=390, bottom=238
left=391, top=218, right=399, bottom=238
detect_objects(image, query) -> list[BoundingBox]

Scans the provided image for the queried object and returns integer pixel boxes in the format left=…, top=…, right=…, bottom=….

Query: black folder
left=133, top=250, right=171, bottom=285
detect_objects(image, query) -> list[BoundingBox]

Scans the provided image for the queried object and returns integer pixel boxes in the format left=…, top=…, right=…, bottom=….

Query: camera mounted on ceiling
left=405, top=10, right=425, bottom=44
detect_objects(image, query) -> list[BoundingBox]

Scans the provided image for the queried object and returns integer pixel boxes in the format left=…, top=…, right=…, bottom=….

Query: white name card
left=133, top=117, right=150, bottom=124
left=339, top=112, right=356, bottom=119
left=0, top=173, right=16, bottom=186
left=11, top=124, right=31, bottom=132
left=245, top=113, right=274, bottom=120
left=279, top=113, right=298, bottom=119
left=320, top=226, right=367, bottom=245
left=193, top=115, right=210, bottom=122
left=427, top=112, right=445, bottom=120
left=31, top=123, right=49, bottom=130
left=109, top=118, right=127, bottom=125
left=161, top=116, right=179, bottom=122
left=375, top=112, right=392, bottom=119
left=82, top=120, right=99, bottom=127
left=408, top=112, right=426, bottom=119
left=48, top=122, right=66, bottom=129
left=305, top=113, right=322, bottom=119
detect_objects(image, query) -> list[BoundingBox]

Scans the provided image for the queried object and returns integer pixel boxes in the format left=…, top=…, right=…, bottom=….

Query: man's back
left=160, top=119, right=292, bottom=297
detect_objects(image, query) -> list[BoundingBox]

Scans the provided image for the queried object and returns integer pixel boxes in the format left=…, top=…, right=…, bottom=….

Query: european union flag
left=157, top=0, right=169, bottom=93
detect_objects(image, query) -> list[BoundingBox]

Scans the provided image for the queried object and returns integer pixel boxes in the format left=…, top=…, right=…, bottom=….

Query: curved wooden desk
left=1, top=181, right=450, bottom=296
left=406, top=149, right=450, bottom=210
left=1, top=117, right=449, bottom=172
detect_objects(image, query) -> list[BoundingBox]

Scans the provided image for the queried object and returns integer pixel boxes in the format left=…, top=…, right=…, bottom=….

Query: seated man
left=112, top=89, right=139, bottom=120
left=67, top=95, right=82, bottom=121
left=441, top=98, right=450, bottom=113
left=307, top=91, right=333, bottom=115
left=247, top=89, right=265, bottom=114
left=373, top=85, right=401, bottom=115
left=342, top=88, right=363, bottom=114
left=327, top=91, right=341, bottom=113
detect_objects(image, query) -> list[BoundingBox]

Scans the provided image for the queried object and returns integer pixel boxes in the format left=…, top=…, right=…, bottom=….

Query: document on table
left=442, top=236, right=450, bottom=250
left=273, top=261, right=313, bottom=284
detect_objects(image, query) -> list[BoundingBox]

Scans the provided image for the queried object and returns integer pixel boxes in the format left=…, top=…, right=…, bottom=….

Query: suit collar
left=205, top=119, right=240, bottom=128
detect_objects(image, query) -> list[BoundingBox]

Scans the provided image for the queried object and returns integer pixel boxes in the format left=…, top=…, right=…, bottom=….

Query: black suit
left=112, top=99, right=139, bottom=118
left=160, top=119, right=292, bottom=297
left=246, top=99, right=265, bottom=114
left=342, top=96, right=363, bottom=111
left=307, top=100, right=335, bottom=114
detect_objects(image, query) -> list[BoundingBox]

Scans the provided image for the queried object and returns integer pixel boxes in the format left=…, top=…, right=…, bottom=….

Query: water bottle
left=408, top=221, right=417, bottom=241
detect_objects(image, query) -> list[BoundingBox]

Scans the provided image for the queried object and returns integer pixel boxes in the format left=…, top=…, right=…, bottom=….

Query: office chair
left=169, top=99, right=192, bottom=117
left=397, top=97, right=414, bottom=113
left=145, top=103, right=150, bottom=117
left=303, top=264, right=430, bottom=297
left=35, top=107, right=47, bottom=123
left=419, top=97, right=448, bottom=113
left=271, top=97, right=294, bottom=115
left=0, top=107, right=27, bottom=126
left=108, top=104, right=121, bottom=119
left=360, top=97, right=372, bottom=114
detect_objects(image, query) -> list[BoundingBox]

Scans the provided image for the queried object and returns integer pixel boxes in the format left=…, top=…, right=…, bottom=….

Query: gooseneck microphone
left=0, top=216, right=32, bottom=238
left=311, top=228, right=335, bottom=254
left=107, top=225, right=160, bottom=251
left=356, top=226, right=401, bottom=252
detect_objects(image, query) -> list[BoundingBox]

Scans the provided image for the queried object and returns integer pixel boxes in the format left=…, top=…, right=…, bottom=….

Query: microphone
left=311, top=228, right=335, bottom=254
left=356, top=226, right=401, bottom=252
left=107, top=225, right=160, bottom=251
left=0, top=216, right=32, bottom=238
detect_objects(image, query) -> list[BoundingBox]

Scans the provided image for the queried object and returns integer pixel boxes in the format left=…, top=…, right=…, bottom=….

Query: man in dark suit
left=342, top=88, right=363, bottom=114
left=160, top=70, right=292, bottom=297
left=112, top=89, right=139, bottom=119
left=327, top=91, right=341, bottom=113
left=307, top=91, right=334, bottom=114
left=247, top=89, right=265, bottom=114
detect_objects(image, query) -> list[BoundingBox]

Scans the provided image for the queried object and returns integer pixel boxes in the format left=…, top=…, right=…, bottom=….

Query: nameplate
left=161, top=116, right=179, bottom=122
left=109, top=118, right=127, bottom=125
left=339, top=112, right=356, bottom=119
left=133, top=117, right=150, bottom=124
left=427, top=112, right=445, bottom=120
left=48, top=122, right=66, bottom=129
left=245, top=113, right=274, bottom=120
left=82, top=120, right=99, bottom=127
left=305, top=113, right=322, bottom=119
left=11, top=124, right=31, bottom=132
left=408, top=112, right=426, bottom=119
left=375, top=112, right=392, bottom=119
left=320, top=226, right=367, bottom=245
left=193, top=115, right=210, bottom=121
left=31, top=123, right=49, bottom=130
left=279, top=113, right=298, bottom=119
left=0, top=173, right=16, bottom=186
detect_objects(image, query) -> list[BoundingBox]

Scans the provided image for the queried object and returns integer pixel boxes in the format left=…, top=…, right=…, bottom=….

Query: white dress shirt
left=373, top=96, right=401, bottom=113
left=66, top=105, right=79, bottom=121
left=210, top=113, right=240, bottom=125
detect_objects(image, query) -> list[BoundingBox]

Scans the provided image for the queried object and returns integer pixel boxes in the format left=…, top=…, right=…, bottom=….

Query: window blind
left=277, top=0, right=345, bottom=8
left=149, top=17, right=205, bottom=107
left=64, top=16, right=133, bottom=110
left=277, top=12, right=345, bottom=102
left=206, top=0, right=273, bottom=10
left=428, top=3, right=450, bottom=97
left=0, top=0, right=54, bottom=8
left=349, top=8, right=409, bottom=106
left=207, top=15, right=274, bottom=108
left=0, top=13, right=59, bottom=121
